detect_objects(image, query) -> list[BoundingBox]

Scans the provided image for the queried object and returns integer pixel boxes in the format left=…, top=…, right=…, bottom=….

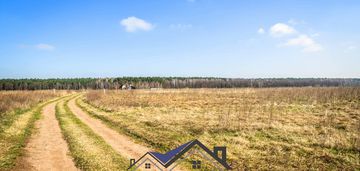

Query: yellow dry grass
left=83, top=87, right=360, bottom=170
left=0, top=90, right=68, bottom=169
left=0, top=90, right=67, bottom=114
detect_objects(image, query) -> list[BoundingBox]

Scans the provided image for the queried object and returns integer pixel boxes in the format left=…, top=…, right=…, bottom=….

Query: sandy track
left=68, top=97, right=187, bottom=171
left=16, top=102, right=77, bottom=171
left=67, top=97, right=150, bottom=160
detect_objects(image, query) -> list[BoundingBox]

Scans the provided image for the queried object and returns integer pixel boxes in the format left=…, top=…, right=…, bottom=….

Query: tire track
left=67, top=97, right=150, bottom=160
left=16, top=101, right=77, bottom=171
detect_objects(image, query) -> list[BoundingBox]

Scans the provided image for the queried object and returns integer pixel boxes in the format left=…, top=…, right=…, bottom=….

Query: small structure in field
left=121, top=84, right=136, bottom=90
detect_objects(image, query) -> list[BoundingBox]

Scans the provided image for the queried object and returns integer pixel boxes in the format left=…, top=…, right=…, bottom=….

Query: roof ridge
left=128, top=139, right=232, bottom=170
left=149, top=139, right=195, bottom=164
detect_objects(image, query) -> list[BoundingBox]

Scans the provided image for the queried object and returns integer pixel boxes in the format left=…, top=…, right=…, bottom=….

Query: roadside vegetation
left=81, top=87, right=360, bottom=170
left=0, top=90, right=64, bottom=115
left=0, top=91, right=66, bottom=169
left=55, top=96, right=128, bottom=170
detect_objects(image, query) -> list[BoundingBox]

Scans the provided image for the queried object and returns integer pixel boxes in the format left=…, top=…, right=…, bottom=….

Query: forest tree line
left=0, top=77, right=359, bottom=90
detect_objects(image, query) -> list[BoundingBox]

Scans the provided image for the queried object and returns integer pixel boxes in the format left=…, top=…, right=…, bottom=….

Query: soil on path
left=68, top=97, right=187, bottom=171
left=15, top=102, right=78, bottom=171
left=67, top=97, right=150, bottom=160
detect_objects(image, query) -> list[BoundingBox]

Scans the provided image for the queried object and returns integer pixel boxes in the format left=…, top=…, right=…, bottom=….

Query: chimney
left=130, top=159, right=135, bottom=166
left=214, top=147, right=226, bottom=162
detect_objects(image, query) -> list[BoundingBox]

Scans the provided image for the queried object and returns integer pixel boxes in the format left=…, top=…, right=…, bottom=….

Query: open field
left=2, top=0, right=360, bottom=170
left=0, top=88, right=359, bottom=170
left=82, top=87, right=360, bottom=170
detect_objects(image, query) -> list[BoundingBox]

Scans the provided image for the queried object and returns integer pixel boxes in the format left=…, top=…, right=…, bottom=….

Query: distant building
left=129, top=84, right=136, bottom=90
left=122, top=83, right=136, bottom=90
left=128, top=139, right=232, bottom=171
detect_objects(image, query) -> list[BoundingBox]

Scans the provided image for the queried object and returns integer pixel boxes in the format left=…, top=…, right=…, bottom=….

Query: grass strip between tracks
left=56, top=96, right=128, bottom=170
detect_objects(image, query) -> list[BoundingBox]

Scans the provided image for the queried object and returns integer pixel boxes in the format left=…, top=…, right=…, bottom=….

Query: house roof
left=128, top=139, right=232, bottom=170
left=149, top=140, right=194, bottom=164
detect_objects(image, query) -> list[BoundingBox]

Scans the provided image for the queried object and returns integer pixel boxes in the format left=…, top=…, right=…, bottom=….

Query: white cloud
left=285, top=35, right=322, bottom=52
left=266, top=21, right=323, bottom=52
left=257, top=27, right=265, bottom=34
left=35, top=44, right=55, bottom=51
left=170, top=24, right=192, bottom=30
left=120, top=16, right=153, bottom=32
left=270, top=23, right=296, bottom=37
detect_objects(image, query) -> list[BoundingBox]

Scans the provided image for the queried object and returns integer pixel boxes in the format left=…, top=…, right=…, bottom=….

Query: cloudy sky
left=0, top=0, right=359, bottom=78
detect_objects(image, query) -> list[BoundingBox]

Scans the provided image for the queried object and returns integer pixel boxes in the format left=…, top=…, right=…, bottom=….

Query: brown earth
left=67, top=97, right=150, bottom=160
left=15, top=102, right=77, bottom=171
left=68, top=97, right=187, bottom=171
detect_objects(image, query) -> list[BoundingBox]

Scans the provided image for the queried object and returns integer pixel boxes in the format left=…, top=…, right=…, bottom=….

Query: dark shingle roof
left=149, top=140, right=194, bottom=164
left=128, top=139, right=232, bottom=170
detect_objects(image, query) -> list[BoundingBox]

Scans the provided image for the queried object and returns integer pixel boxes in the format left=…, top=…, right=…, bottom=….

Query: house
left=128, top=139, right=232, bottom=171
left=122, top=83, right=136, bottom=90
left=129, top=84, right=136, bottom=89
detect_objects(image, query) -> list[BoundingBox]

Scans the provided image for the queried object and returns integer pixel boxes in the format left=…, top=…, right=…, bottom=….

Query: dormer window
left=145, top=163, right=151, bottom=169
left=192, top=160, right=201, bottom=169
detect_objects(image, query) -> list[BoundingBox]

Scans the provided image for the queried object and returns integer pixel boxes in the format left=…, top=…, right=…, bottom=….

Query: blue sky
left=0, top=0, right=359, bottom=78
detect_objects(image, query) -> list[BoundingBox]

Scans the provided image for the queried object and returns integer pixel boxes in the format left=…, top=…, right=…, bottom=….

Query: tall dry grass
left=0, top=90, right=68, bottom=114
left=83, top=87, right=360, bottom=170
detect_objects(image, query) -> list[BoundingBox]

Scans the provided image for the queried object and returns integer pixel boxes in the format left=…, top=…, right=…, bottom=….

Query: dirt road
left=67, top=97, right=150, bottom=160
left=16, top=102, right=77, bottom=171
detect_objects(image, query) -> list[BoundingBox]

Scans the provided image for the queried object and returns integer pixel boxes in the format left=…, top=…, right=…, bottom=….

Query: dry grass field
left=0, top=90, right=65, bottom=114
left=81, top=87, right=360, bottom=170
left=0, top=88, right=359, bottom=170
left=0, top=90, right=68, bottom=169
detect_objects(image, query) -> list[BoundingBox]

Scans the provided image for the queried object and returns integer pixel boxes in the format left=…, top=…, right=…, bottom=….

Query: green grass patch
left=0, top=108, right=30, bottom=134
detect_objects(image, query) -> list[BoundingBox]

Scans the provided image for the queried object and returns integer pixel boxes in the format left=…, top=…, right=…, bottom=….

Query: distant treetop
left=0, top=77, right=359, bottom=90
